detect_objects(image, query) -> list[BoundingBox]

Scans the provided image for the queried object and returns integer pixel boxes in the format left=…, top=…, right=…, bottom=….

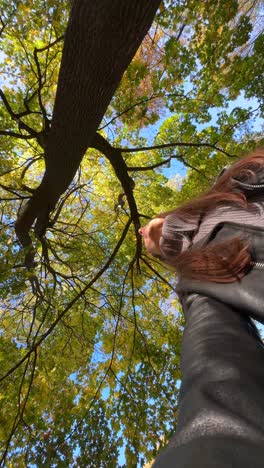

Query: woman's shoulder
left=177, top=222, right=264, bottom=325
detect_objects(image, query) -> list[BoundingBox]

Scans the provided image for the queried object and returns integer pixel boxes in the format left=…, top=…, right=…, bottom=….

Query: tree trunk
left=16, top=0, right=161, bottom=244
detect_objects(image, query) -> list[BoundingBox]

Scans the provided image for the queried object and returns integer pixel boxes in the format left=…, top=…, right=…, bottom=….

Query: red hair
left=158, top=148, right=264, bottom=283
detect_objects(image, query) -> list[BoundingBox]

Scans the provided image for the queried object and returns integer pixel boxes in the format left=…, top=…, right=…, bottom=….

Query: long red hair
left=158, top=148, right=264, bottom=283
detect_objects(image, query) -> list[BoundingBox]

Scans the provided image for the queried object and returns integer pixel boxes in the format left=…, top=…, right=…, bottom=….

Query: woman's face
left=138, top=218, right=164, bottom=255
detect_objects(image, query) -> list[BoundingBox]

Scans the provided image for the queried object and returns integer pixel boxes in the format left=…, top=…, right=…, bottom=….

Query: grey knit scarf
left=159, top=201, right=264, bottom=261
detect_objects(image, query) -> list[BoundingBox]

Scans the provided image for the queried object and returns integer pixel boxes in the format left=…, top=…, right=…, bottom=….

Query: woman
left=139, top=148, right=264, bottom=468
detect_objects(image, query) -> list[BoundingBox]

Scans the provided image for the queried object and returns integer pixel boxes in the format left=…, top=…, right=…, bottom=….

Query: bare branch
left=0, top=89, right=45, bottom=144
left=0, top=218, right=132, bottom=384
left=33, top=49, right=49, bottom=124
left=99, top=94, right=159, bottom=130
left=99, top=92, right=185, bottom=130
left=127, top=157, right=172, bottom=171
left=0, top=182, right=30, bottom=199
left=34, top=35, right=64, bottom=53
left=117, top=141, right=234, bottom=157
left=48, top=183, right=86, bottom=228
left=141, top=255, right=177, bottom=293
left=127, top=152, right=208, bottom=176
left=0, top=350, right=37, bottom=467
left=0, top=15, right=6, bottom=37
left=0, top=89, right=17, bottom=119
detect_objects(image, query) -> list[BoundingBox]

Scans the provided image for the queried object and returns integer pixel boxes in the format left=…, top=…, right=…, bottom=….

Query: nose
left=138, top=227, right=144, bottom=236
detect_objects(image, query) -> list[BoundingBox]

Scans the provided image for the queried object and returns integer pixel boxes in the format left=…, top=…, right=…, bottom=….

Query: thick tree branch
left=91, top=133, right=141, bottom=257
left=0, top=130, right=34, bottom=140
left=15, top=0, right=160, bottom=255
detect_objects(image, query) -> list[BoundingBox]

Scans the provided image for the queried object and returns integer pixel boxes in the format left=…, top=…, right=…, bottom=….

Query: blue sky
left=118, top=90, right=264, bottom=465
left=162, top=93, right=263, bottom=179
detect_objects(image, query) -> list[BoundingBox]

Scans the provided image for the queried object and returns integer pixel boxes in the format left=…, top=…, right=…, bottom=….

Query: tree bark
left=15, top=0, right=161, bottom=244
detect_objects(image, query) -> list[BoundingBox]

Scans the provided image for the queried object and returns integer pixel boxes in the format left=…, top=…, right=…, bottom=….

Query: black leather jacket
left=153, top=218, right=264, bottom=467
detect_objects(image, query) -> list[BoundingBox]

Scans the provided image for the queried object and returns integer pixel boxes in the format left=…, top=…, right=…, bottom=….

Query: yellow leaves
left=34, top=40, right=46, bottom=49
left=19, top=4, right=31, bottom=15
left=34, top=374, right=49, bottom=393
left=0, top=1, right=261, bottom=463
left=83, top=385, right=96, bottom=397
left=16, top=15, right=24, bottom=26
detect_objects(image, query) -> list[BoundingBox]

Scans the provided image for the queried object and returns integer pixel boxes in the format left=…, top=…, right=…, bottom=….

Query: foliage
left=0, top=0, right=263, bottom=466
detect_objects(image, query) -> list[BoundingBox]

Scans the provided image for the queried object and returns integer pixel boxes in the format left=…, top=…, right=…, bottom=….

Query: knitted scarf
left=159, top=201, right=264, bottom=261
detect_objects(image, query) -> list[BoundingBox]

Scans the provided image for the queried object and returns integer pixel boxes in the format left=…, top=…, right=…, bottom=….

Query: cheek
left=143, top=237, right=151, bottom=250
left=139, top=223, right=162, bottom=254
left=143, top=236, right=161, bottom=255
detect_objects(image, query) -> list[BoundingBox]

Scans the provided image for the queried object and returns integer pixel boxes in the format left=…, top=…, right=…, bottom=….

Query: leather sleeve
left=153, top=294, right=264, bottom=468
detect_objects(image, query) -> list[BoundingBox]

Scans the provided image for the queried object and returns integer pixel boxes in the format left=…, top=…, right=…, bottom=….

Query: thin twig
left=117, top=141, right=234, bottom=157
left=0, top=219, right=132, bottom=384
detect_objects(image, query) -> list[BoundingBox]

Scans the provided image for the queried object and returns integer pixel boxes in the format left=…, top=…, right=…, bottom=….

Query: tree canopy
left=0, top=0, right=263, bottom=466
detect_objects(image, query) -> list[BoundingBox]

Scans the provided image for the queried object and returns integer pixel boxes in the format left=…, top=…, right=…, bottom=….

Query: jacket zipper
left=251, top=261, right=264, bottom=269
left=240, top=182, right=264, bottom=188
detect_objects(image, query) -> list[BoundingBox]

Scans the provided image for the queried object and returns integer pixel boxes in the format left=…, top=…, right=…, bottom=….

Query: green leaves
left=0, top=0, right=263, bottom=465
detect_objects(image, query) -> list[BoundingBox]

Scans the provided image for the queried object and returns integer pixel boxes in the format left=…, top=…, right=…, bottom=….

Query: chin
left=147, top=247, right=161, bottom=256
left=147, top=247, right=162, bottom=257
